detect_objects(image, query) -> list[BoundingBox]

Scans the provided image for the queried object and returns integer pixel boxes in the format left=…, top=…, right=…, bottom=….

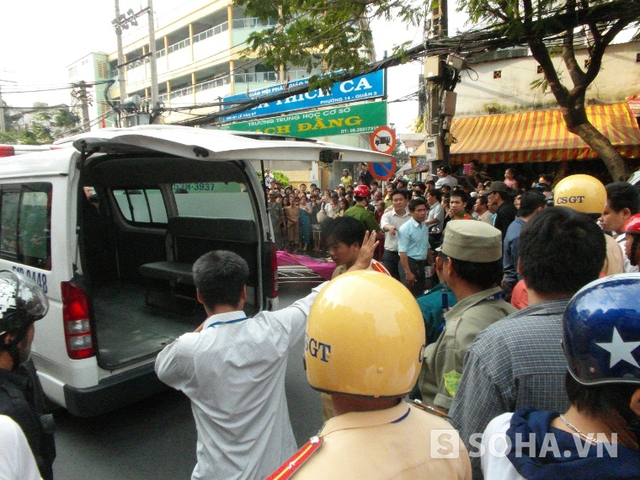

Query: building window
left=97, top=61, right=109, bottom=79
left=493, top=70, right=502, bottom=79
left=68, top=66, right=78, bottom=78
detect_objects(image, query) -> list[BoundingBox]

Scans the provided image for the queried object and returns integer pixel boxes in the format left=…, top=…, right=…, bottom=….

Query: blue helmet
left=563, top=273, right=640, bottom=386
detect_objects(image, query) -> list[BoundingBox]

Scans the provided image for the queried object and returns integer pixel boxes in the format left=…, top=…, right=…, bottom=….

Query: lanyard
left=207, top=317, right=247, bottom=328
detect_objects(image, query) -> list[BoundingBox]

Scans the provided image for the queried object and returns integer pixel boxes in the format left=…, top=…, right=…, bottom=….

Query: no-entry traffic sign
left=370, top=126, right=396, bottom=154
left=369, top=157, right=397, bottom=181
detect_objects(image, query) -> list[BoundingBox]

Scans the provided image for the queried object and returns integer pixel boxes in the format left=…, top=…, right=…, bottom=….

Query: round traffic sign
left=369, top=157, right=397, bottom=181
left=370, top=126, right=396, bottom=154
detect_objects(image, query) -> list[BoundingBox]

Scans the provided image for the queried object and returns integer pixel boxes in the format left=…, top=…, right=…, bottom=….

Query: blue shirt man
left=399, top=197, right=431, bottom=297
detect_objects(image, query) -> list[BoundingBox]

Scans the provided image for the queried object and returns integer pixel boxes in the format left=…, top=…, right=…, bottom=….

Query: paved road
left=52, top=281, right=324, bottom=479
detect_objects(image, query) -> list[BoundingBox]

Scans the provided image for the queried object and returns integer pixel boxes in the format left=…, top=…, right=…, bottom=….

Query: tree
left=234, top=0, right=423, bottom=82
left=461, top=0, right=639, bottom=180
left=234, top=0, right=640, bottom=181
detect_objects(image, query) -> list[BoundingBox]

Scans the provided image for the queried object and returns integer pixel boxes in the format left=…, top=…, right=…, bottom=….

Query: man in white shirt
left=155, top=245, right=375, bottom=480
left=434, top=166, right=458, bottom=190
left=426, top=189, right=444, bottom=232
left=474, top=195, right=493, bottom=224
left=380, top=188, right=411, bottom=280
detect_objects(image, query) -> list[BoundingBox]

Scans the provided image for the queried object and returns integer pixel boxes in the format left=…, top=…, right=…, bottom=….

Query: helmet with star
left=563, top=273, right=640, bottom=386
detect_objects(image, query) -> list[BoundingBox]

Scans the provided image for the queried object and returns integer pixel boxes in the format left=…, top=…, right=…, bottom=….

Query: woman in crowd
left=298, top=196, right=313, bottom=253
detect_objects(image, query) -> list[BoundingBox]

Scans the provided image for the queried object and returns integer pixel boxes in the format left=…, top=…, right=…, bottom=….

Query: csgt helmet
left=305, top=270, right=425, bottom=397
left=553, top=174, right=607, bottom=214
left=563, top=273, right=640, bottom=386
left=0, top=270, right=48, bottom=338
left=352, top=184, right=371, bottom=198
left=622, top=214, right=640, bottom=266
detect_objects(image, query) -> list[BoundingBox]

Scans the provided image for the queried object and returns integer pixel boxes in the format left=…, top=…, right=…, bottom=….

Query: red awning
left=449, top=102, right=640, bottom=164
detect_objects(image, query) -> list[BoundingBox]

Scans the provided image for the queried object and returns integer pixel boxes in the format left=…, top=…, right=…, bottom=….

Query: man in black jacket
left=485, top=181, right=517, bottom=238
left=0, top=271, right=55, bottom=480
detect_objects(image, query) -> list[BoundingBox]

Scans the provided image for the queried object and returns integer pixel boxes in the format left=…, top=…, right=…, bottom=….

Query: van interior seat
left=138, top=216, right=259, bottom=287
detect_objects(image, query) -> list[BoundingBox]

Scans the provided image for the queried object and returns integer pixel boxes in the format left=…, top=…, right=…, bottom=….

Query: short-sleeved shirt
left=287, top=401, right=472, bottom=480
left=343, top=204, right=381, bottom=232
left=380, top=209, right=410, bottom=252
left=398, top=218, right=429, bottom=260
left=427, top=202, right=444, bottom=231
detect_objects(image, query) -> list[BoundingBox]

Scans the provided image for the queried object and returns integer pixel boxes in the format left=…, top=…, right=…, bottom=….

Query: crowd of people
left=3, top=160, right=640, bottom=480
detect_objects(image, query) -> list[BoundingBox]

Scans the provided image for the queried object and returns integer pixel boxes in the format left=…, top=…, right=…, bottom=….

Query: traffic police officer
left=418, top=221, right=516, bottom=412
left=268, top=271, right=471, bottom=480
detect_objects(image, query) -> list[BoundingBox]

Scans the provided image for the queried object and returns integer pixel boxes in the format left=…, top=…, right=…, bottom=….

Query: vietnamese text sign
left=221, top=71, right=385, bottom=122
left=219, top=102, right=387, bottom=138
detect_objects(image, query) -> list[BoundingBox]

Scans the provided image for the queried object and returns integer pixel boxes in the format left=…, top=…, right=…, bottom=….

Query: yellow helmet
left=305, top=270, right=425, bottom=397
left=553, top=174, right=606, bottom=214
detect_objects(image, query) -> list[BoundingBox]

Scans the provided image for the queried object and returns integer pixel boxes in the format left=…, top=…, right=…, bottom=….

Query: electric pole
left=113, top=0, right=128, bottom=103
left=148, top=0, right=159, bottom=119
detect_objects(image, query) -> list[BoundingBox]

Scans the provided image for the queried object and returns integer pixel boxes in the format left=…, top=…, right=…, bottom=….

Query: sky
left=0, top=1, right=465, bottom=133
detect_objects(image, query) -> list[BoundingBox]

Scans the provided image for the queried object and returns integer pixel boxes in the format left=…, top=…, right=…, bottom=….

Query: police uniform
left=343, top=204, right=381, bottom=233
left=418, top=221, right=517, bottom=411
left=268, top=271, right=472, bottom=480
left=275, top=402, right=471, bottom=480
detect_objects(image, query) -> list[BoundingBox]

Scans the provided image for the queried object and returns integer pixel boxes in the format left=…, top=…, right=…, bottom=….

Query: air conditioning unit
left=425, top=135, right=443, bottom=161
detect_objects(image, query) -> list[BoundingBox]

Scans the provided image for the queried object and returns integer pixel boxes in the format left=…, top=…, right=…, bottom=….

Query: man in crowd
left=435, top=165, right=458, bottom=189
left=156, top=236, right=377, bottom=480
left=380, top=188, right=411, bottom=280
left=0, top=271, right=55, bottom=480
left=473, top=195, right=493, bottom=224
left=485, top=181, right=517, bottom=238
left=481, top=274, right=640, bottom=479
left=446, top=190, right=474, bottom=223
left=425, top=189, right=445, bottom=232
left=358, top=162, right=373, bottom=187
left=323, top=192, right=341, bottom=219
left=269, top=271, right=472, bottom=480
left=501, top=190, right=546, bottom=300
left=450, top=207, right=607, bottom=479
left=399, top=197, right=431, bottom=297
left=344, top=184, right=383, bottom=239
left=418, top=221, right=515, bottom=412
left=600, top=181, right=640, bottom=272
left=268, top=190, right=285, bottom=250
left=323, top=216, right=388, bottom=278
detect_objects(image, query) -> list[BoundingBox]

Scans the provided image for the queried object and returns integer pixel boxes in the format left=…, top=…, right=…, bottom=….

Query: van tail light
left=0, top=145, right=16, bottom=157
left=270, top=244, right=279, bottom=298
left=61, top=282, right=95, bottom=359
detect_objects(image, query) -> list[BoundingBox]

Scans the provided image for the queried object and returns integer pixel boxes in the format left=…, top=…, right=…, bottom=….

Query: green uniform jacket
left=419, top=286, right=517, bottom=411
left=343, top=204, right=381, bottom=232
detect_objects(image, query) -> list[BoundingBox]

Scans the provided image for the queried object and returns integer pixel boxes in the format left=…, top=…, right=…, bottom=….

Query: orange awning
left=450, top=102, right=640, bottom=165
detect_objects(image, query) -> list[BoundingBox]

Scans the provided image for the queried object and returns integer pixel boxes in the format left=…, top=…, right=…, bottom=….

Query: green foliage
left=258, top=170, right=291, bottom=188
left=235, top=0, right=424, bottom=78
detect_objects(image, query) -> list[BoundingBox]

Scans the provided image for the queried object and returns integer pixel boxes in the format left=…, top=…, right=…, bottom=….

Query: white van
left=0, top=125, right=387, bottom=416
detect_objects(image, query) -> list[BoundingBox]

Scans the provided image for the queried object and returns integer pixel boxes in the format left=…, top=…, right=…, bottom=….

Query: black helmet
left=0, top=270, right=48, bottom=336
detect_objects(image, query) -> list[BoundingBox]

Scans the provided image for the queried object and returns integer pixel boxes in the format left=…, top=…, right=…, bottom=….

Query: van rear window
left=173, top=182, right=254, bottom=220
left=0, top=183, right=52, bottom=270
left=113, top=189, right=168, bottom=224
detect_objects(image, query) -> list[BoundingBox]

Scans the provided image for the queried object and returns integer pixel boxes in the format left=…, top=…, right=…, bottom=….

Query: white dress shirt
left=380, top=208, right=410, bottom=251
left=155, top=283, right=326, bottom=480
